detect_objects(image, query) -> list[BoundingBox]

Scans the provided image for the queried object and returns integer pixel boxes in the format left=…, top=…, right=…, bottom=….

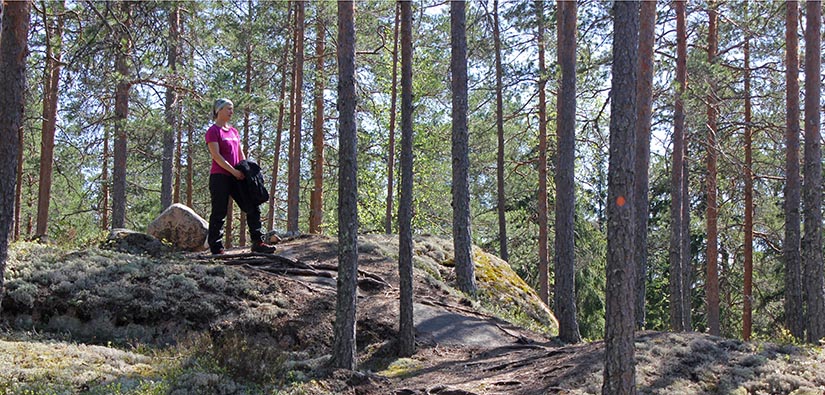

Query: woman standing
left=206, top=98, right=276, bottom=254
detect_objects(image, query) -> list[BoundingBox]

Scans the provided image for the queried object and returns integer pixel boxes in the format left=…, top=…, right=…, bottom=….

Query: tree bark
left=225, top=200, right=234, bottom=248
left=161, top=2, right=179, bottom=212
left=493, top=0, right=508, bottom=262
left=398, top=0, right=415, bottom=357
left=743, top=14, right=753, bottom=341
left=102, top=105, right=110, bottom=230
left=36, top=0, right=64, bottom=238
left=385, top=2, right=400, bottom=235
left=451, top=0, right=476, bottom=297
left=111, top=0, right=132, bottom=230
left=603, top=2, right=638, bottom=394
left=332, top=0, right=358, bottom=370
left=704, top=0, right=720, bottom=337
left=802, top=0, right=825, bottom=343
left=783, top=0, right=804, bottom=341
left=0, top=0, right=31, bottom=313
left=536, top=0, right=549, bottom=306
left=554, top=0, right=581, bottom=344
left=14, top=125, right=22, bottom=241
left=186, top=121, right=193, bottom=208
left=268, top=1, right=293, bottom=232
left=287, top=0, right=305, bottom=234
left=174, top=103, right=182, bottom=204
left=669, top=0, right=687, bottom=332
left=309, top=4, right=326, bottom=234
left=240, top=2, right=253, bottom=247
left=634, top=0, right=655, bottom=331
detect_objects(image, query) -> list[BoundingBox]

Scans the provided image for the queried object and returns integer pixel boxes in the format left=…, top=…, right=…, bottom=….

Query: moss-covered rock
left=361, top=234, right=558, bottom=334
left=2, top=243, right=274, bottom=346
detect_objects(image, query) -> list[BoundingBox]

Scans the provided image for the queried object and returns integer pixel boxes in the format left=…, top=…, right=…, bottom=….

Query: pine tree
left=398, top=0, right=415, bottom=357
left=555, top=0, right=582, bottom=344
left=802, top=0, right=824, bottom=343
left=36, top=0, right=64, bottom=238
left=603, top=1, right=638, bottom=393
left=451, top=0, right=476, bottom=296
left=705, top=0, right=721, bottom=337
left=784, top=0, right=804, bottom=341
left=634, top=0, right=656, bottom=331
left=332, top=0, right=358, bottom=370
left=0, top=0, right=31, bottom=311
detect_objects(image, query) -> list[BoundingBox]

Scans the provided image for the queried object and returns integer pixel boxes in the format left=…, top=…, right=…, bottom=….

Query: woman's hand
left=232, top=168, right=246, bottom=180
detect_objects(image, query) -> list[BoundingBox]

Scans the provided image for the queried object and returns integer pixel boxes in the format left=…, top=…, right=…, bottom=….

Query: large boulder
left=147, top=203, right=209, bottom=252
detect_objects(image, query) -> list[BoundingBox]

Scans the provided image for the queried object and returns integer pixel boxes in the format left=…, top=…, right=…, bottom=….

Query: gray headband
left=213, top=98, right=233, bottom=119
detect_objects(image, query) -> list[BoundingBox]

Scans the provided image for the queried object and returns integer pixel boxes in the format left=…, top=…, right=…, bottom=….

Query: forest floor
left=1, top=234, right=824, bottom=394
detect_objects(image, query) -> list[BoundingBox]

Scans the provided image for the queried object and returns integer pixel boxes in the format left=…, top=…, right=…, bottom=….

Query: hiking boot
left=251, top=241, right=276, bottom=254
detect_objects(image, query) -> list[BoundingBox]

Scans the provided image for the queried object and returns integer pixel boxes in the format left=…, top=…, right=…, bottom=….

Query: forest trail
left=192, top=235, right=546, bottom=351
left=185, top=235, right=825, bottom=395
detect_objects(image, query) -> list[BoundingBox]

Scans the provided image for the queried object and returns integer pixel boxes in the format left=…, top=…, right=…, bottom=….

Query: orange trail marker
left=616, top=196, right=626, bottom=207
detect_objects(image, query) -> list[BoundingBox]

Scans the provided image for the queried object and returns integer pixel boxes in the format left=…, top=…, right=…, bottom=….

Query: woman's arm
left=207, top=141, right=245, bottom=179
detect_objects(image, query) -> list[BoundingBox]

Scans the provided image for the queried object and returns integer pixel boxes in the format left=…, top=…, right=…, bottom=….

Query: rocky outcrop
left=146, top=204, right=209, bottom=252
left=103, top=228, right=170, bottom=257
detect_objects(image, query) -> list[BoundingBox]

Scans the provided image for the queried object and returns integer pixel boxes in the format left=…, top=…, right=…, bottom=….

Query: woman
left=205, top=98, right=276, bottom=254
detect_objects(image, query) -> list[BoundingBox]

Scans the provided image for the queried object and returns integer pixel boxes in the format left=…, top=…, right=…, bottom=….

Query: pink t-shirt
left=205, top=124, right=241, bottom=175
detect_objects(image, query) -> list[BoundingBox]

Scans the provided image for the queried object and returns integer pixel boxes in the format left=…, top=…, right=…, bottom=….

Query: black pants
left=208, top=173, right=264, bottom=253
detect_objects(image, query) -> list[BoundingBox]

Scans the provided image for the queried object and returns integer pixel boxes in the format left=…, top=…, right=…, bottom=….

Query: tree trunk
left=385, top=2, right=400, bottom=235
left=0, top=0, right=31, bottom=314
left=603, top=2, right=638, bottom=394
left=111, top=0, right=132, bottom=230
left=669, top=0, right=687, bottom=332
left=493, top=0, right=508, bottom=262
left=287, top=0, right=305, bottom=235
left=161, top=2, right=179, bottom=212
left=14, top=125, right=22, bottom=241
left=398, top=0, right=415, bottom=358
left=183, top=12, right=194, bottom=209
left=704, top=0, right=720, bottom=337
left=743, top=15, right=753, bottom=341
left=332, top=0, right=358, bottom=370
left=240, top=6, right=253, bottom=247
left=803, top=0, right=825, bottom=343
left=451, top=0, right=476, bottom=297
left=174, top=104, right=182, bottom=204
left=783, top=0, right=804, bottom=341
left=681, top=137, right=691, bottom=330
left=36, top=0, right=63, bottom=239
left=536, top=0, right=549, bottom=306
left=634, top=0, right=655, bottom=331
left=309, top=4, right=326, bottom=234
left=268, top=1, right=293, bottom=232
left=555, top=0, right=581, bottom=344
left=102, top=105, right=110, bottom=230
left=225, top=200, right=234, bottom=248
left=186, top=121, right=193, bottom=208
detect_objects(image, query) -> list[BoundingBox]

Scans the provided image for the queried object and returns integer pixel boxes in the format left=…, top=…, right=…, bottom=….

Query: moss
left=471, top=248, right=558, bottom=334
left=380, top=358, right=423, bottom=378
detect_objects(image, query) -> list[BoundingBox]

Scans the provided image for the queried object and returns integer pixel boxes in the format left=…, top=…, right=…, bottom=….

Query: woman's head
left=213, top=98, right=234, bottom=121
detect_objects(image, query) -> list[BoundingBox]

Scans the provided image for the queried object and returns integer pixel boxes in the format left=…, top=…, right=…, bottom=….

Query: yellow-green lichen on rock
left=471, top=247, right=558, bottom=334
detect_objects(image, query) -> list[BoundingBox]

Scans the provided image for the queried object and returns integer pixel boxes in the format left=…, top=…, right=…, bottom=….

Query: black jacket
left=233, top=160, right=270, bottom=213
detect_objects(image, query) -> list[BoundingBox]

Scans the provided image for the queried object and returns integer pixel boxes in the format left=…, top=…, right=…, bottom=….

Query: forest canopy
left=12, top=0, right=824, bottom=343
